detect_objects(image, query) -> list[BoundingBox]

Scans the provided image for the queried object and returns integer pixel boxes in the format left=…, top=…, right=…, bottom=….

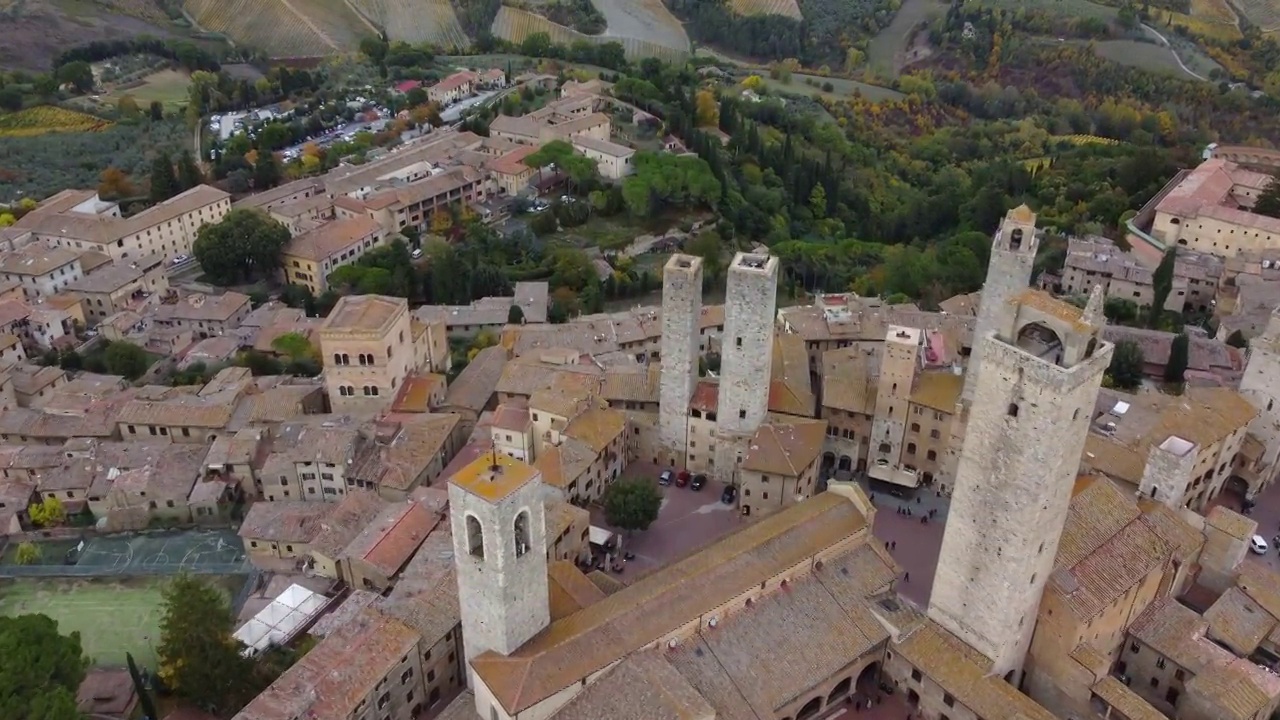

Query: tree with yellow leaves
left=695, top=89, right=719, bottom=127
left=742, top=75, right=765, bottom=91
left=430, top=208, right=453, bottom=235
left=0, top=213, right=14, bottom=228
left=98, top=167, right=136, bottom=200
left=28, top=495, right=66, bottom=527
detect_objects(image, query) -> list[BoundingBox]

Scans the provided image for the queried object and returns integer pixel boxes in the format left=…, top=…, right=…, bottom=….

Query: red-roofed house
left=340, top=498, right=442, bottom=591
left=486, top=146, right=540, bottom=195
left=394, top=80, right=423, bottom=94
left=428, top=71, right=479, bottom=105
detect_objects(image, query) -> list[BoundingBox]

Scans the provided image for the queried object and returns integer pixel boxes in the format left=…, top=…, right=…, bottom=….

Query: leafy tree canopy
left=193, top=209, right=290, bottom=285
left=0, top=614, right=88, bottom=720
left=602, top=478, right=662, bottom=532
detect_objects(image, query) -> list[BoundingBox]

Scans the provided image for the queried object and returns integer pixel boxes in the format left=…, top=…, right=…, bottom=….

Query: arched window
left=877, top=442, right=891, bottom=454
left=906, top=443, right=916, bottom=455
left=513, top=511, right=531, bottom=558
left=466, top=515, right=485, bottom=559
left=332, top=353, right=342, bottom=364
left=344, top=385, right=354, bottom=397
left=1010, top=228, right=1024, bottom=250
left=1007, top=403, right=1019, bottom=418
left=1085, top=337, right=1098, bottom=359
left=370, top=386, right=379, bottom=396
left=340, top=353, right=350, bottom=365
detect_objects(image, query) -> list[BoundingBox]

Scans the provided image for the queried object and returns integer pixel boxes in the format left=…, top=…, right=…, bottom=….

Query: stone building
left=867, top=326, right=920, bottom=486
left=448, top=453, right=550, bottom=666
left=1237, top=307, right=1280, bottom=498
left=1151, top=158, right=1280, bottom=258
left=931, top=287, right=1113, bottom=683
left=960, top=205, right=1039, bottom=406
left=714, top=252, right=778, bottom=481
left=320, top=295, right=417, bottom=413
left=658, top=254, right=702, bottom=466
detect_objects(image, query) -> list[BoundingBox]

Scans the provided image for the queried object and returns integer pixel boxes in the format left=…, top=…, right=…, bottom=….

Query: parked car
left=721, top=485, right=737, bottom=504
left=658, top=470, right=674, bottom=486
left=1251, top=535, right=1269, bottom=555
left=691, top=474, right=707, bottom=491
left=411, top=248, right=424, bottom=259
left=676, top=470, right=691, bottom=488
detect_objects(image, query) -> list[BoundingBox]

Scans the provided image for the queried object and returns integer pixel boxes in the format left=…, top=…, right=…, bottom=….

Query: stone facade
left=715, top=253, right=778, bottom=480
left=1239, top=307, right=1280, bottom=498
left=658, top=254, right=703, bottom=466
left=448, top=456, right=550, bottom=666
left=930, top=289, right=1113, bottom=683
left=1138, top=435, right=1199, bottom=507
left=868, top=326, right=921, bottom=486
left=960, top=206, right=1039, bottom=405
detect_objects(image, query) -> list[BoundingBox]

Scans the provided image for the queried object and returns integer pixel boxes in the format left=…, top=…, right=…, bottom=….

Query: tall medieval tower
left=929, top=286, right=1112, bottom=684
left=715, top=252, right=779, bottom=480
left=1238, top=307, right=1280, bottom=499
left=659, top=254, right=704, bottom=466
left=868, top=326, right=921, bottom=484
left=961, top=205, right=1040, bottom=405
left=449, top=453, right=550, bottom=669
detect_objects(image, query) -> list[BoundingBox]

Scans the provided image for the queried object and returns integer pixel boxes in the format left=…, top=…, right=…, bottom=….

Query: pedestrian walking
left=916, top=496, right=922, bottom=504
left=904, top=571, right=910, bottom=582
left=885, top=541, right=890, bottom=550
left=890, top=540, right=896, bottom=550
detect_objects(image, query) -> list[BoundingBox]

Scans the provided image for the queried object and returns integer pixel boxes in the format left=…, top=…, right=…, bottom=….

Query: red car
left=676, top=470, right=691, bottom=487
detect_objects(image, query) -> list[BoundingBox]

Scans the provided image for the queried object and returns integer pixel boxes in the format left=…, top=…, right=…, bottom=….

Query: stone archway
left=827, top=676, right=853, bottom=705
left=1015, top=321, right=1064, bottom=363
left=822, top=451, right=836, bottom=469
left=796, top=696, right=823, bottom=720
left=838, top=455, right=852, bottom=472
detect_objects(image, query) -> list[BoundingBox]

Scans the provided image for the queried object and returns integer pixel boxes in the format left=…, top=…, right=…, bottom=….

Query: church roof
left=470, top=491, right=870, bottom=714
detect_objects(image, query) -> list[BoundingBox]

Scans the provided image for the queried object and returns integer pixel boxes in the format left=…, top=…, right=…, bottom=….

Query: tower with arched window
left=929, top=286, right=1112, bottom=686
left=961, top=205, right=1040, bottom=406
left=447, top=452, right=549, bottom=668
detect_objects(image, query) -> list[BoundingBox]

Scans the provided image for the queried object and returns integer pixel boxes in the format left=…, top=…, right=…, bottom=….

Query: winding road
left=1139, top=23, right=1209, bottom=81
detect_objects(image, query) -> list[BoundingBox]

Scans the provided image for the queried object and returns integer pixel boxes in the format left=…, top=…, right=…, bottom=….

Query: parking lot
left=590, top=461, right=749, bottom=584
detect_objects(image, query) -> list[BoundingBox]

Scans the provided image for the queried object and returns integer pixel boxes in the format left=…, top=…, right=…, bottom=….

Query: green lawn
left=1, top=577, right=167, bottom=668
left=103, top=69, right=193, bottom=110
left=1092, top=40, right=1196, bottom=78
left=0, top=575, right=243, bottom=669
left=977, top=0, right=1118, bottom=20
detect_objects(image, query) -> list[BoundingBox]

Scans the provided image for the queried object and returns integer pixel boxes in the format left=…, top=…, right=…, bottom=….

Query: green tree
left=149, top=151, right=179, bottom=204
left=1165, top=333, right=1189, bottom=383
left=508, top=305, right=525, bottom=324
left=1148, top=247, right=1177, bottom=328
left=176, top=150, right=204, bottom=191
left=270, top=331, right=316, bottom=362
left=1254, top=172, right=1280, bottom=219
left=105, top=341, right=151, bottom=379
left=55, top=61, right=94, bottom=93
left=157, top=575, right=258, bottom=715
left=0, top=87, right=22, bottom=112
left=1226, top=329, right=1248, bottom=348
left=149, top=100, right=164, bottom=121
left=0, top=614, right=87, bottom=720
left=28, top=496, right=67, bottom=527
left=601, top=478, right=662, bottom=533
left=14, top=541, right=41, bottom=565
left=193, top=209, right=290, bottom=284
left=1108, top=339, right=1145, bottom=390
left=622, top=152, right=720, bottom=217
left=524, top=140, right=598, bottom=194
left=252, top=154, right=281, bottom=190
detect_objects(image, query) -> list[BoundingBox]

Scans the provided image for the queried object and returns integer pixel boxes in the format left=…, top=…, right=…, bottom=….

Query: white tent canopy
left=234, top=584, right=330, bottom=656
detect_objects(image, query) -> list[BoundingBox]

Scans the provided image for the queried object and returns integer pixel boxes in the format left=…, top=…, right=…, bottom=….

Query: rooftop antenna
left=489, top=445, right=501, bottom=474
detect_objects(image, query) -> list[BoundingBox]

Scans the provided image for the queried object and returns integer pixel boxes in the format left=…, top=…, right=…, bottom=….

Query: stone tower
left=929, top=287, right=1112, bottom=684
left=659, top=254, right=704, bottom=466
left=448, top=452, right=549, bottom=667
left=868, top=326, right=921, bottom=485
left=715, top=252, right=779, bottom=480
left=1138, top=435, right=1199, bottom=508
left=961, top=205, right=1040, bottom=406
left=1238, top=306, right=1280, bottom=499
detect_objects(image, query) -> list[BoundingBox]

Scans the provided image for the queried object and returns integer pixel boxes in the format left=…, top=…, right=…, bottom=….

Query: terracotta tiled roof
left=1207, top=505, right=1257, bottom=541
left=470, top=492, right=869, bottom=714
left=910, top=371, right=963, bottom=413
left=1205, top=586, right=1276, bottom=656
left=238, top=501, right=331, bottom=543
left=1090, top=677, right=1169, bottom=720
left=1128, top=597, right=1234, bottom=673
left=1185, top=657, right=1280, bottom=720
left=443, top=345, right=508, bottom=412
left=321, top=294, right=404, bottom=333
left=1057, top=476, right=1142, bottom=568
left=553, top=651, right=714, bottom=720
left=548, top=560, right=606, bottom=621
left=740, top=418, right=826, bottom=477
left=895, top=620, right=1056, bottom=720
left=768, top=333, right=814, bottom=417
left=563, top=407, right=625, bottom=452
left=821, top=345, right=878, bottom=415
